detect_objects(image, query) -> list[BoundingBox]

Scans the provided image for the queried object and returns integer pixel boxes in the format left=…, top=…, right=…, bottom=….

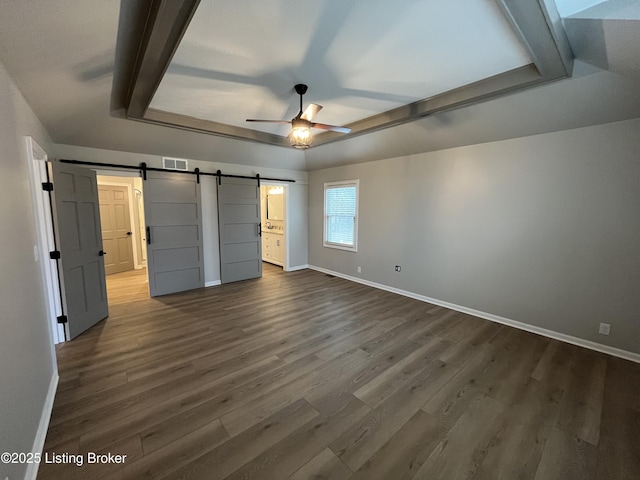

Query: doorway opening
left=96, top=174, right=149, bottom=307
left=260, top=184, right=287, bottom=270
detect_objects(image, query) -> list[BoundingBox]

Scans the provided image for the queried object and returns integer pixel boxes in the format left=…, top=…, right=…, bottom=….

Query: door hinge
left=42, top=182, right=54, bottom=191
left=49, top=250, right=61, bottom=260
left=56, top=315, right=68, bottom=324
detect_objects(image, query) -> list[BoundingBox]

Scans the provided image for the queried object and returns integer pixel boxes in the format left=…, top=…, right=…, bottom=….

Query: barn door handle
left=146, top=226, right=151, bottom=245
left=99, top=250, right=106, bottom=256
left=258, top=223, right=262, bottom=237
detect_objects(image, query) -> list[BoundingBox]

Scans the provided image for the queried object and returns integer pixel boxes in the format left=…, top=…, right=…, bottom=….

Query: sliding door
left=217, top=177, right=262, bottom=283
left=144, top=171, right=204, bottom=296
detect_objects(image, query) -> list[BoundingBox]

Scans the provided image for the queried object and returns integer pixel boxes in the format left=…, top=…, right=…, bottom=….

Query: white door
left=48, top=162, right=108, bottom=339
left=144, top=170, right=205, bottom=296
left=218, top=177, right=262, bottom=283
left=99, top=185, right=135, bottom=275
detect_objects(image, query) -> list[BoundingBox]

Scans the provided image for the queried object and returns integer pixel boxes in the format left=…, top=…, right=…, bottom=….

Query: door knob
left=126, top=231, right=132, bottom=235
left=99, top=250, right=106, bottom=256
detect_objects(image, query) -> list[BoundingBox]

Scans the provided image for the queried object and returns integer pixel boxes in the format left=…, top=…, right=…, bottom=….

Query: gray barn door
left=48, top=162, right=108, bottom=339
left=144, top=170, right=204, bottom=296
left=217, top=177, right=262, bottom=283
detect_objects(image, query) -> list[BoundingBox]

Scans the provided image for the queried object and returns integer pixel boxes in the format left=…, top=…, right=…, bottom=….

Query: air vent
left=162, top=157, right=188, bottom=171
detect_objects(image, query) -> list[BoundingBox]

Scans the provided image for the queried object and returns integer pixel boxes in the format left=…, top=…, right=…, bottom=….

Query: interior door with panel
left=218, top=177, right=262, bottom=283
left=99, top=185, right=134, bottom=275
left=48, top=161, right=108, bottom=339
left=144, top=170, right=204, bottom=296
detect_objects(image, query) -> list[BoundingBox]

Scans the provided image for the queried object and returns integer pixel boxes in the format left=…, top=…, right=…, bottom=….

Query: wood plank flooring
left=38, top=264, right=640, bottom=479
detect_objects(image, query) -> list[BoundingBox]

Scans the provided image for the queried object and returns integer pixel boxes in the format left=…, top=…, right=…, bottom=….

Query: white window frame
left=323, top=179, right=359, bottom=252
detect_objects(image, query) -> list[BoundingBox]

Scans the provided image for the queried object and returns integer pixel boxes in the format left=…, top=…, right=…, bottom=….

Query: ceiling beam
left=312, top=64, right=543, bottom=146
left=126, top=0, right=201, bottom=119
left=494, top=0, right=573, bottom=78
left=144, top=108, right=287, bottom=145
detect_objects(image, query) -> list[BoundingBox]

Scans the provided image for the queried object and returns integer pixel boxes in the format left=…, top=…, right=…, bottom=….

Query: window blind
left=325, top=185, right=357, bottom=247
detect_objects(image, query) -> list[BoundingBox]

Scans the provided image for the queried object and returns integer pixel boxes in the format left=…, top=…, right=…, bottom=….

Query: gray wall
left=200, top=176, right=221, bottom=283
left=53, top=144, right=310, bottom=281
left=309, top=118, right=640, bottom=354
left=0, top=61, right=56, bottom=479
left=287, top=182, right=309, bottom=268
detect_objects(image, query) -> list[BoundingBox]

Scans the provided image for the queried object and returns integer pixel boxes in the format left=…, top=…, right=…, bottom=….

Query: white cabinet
left=262, top=233, right=284, bottom=265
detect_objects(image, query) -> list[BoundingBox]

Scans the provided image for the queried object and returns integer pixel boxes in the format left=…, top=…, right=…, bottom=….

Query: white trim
left=94, top=169, right=140, bottom=178
left=25, top=372, right=58, bottom=480
left=283, top=183, right=289, bottom=271
left=25, top=137, right=65, bottom=346
left=205, top=280, right=222, bottom=287
left=261, top=182, right=290, bottom=271
left=323, top=179, right=359, bottom=252
left=30, top=138, right=47, bottom=160
left=308, top=265, right=640, bottom=364
left=286, top=264, right=310, bottom=272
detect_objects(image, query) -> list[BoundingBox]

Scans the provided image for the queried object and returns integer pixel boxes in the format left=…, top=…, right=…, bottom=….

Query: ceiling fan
left=246, top=84, right=351, bottom=149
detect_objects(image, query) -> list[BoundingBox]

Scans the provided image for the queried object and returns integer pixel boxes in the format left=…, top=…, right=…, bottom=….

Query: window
left=324, top=180, right=359, bottom=251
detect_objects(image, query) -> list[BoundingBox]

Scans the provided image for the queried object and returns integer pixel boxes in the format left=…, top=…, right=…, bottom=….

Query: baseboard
left=308, top=265, right=640, bottom=364
left=205, top=280, right=221, bottom=287
left=286, top=264, right=309, bottom=272
left=25, top=372, right=58, bottom=480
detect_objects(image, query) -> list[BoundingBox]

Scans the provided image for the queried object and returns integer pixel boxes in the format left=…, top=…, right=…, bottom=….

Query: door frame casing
left=261, top=182, right=291, bottom=272
left=25, top=136, right=64, bottom=347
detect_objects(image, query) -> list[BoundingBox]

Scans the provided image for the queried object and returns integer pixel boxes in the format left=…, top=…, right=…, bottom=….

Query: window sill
left=323, top=242, right=357, bottom=252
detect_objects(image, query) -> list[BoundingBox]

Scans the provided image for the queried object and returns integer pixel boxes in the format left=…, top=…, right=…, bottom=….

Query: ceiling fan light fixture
left=289, top=118, right=312, bottom=149
left=247, top=83, right=349, bottom=148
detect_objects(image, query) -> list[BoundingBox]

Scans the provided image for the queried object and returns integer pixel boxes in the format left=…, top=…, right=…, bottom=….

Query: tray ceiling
left=149, top=0, right=533, bottom=138
left=120, top=0, right=573, bottom=148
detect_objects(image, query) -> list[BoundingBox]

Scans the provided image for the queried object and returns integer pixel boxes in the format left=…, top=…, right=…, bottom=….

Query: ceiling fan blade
left=311, top=123, right=351, bottom=134
left=246, top=119, right=291, bottom=124
left=300, top=103, right=323, bottom=121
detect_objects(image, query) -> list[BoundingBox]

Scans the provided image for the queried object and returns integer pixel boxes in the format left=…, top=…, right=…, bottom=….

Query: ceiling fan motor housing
left=294, top=84, right=308, bottom=96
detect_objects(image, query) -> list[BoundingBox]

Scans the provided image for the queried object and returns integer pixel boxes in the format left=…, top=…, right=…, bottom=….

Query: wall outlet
left=599, top=323, right=611, bottom=335
left=395, top=265, right=401, bottom=272
left=357, top=266, right=361, bottom=273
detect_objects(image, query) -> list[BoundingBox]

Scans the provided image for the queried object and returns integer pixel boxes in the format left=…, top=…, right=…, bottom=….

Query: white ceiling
left=150, top=0, right=532, bottom=137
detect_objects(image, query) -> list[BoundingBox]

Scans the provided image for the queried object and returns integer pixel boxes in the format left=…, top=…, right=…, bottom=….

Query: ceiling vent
left=162, top=157, right=188, bottom=171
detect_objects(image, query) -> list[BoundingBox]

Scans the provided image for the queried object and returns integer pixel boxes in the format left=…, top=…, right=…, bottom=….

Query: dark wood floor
left=39, top=264, right=640, bottom=479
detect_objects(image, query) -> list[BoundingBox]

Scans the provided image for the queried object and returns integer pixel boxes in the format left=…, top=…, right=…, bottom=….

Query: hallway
left=106, top=268, right=148, bottom=306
